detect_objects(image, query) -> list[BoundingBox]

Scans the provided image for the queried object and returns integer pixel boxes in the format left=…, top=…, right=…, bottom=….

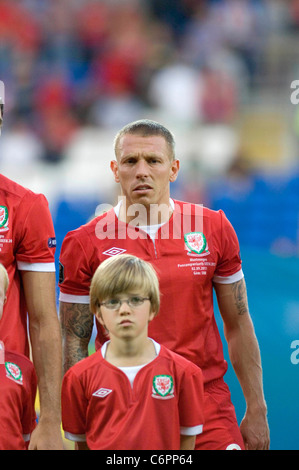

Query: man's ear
left=169, top=159, right=180, bottom=183
left=110, top=160, right=120, bottom=183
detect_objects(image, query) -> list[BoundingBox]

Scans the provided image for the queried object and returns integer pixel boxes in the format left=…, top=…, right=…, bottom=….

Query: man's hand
left=29, top=418, right=64, bottom=450
left=240, top=408, right=270, bottom=450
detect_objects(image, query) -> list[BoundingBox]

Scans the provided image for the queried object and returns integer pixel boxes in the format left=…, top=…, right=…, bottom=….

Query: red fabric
left=59, top=199, right=242, bottom=383
left=0, top=174, right=56, bottom=356
left=62, top=344, right=204, bottom=450
left=195, top=378, right=245, bottom=450
left=0, top=347, right=37, bottom=450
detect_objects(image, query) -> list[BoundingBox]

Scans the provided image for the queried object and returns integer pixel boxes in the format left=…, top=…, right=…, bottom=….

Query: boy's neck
left=105, top=337, right=156, bottom=368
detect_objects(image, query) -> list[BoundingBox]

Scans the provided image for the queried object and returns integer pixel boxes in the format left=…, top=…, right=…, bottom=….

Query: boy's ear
left=95, top=308, right=109, bottom=335
left=95, top=307, right=104, bottom=325
left=148, top=310, right=156, bottom=322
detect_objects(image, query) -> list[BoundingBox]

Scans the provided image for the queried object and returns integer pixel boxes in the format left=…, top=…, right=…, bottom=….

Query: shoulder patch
left=59, top=262, right=64, bottom=284
left=5, top=361, right=23, bottom=385
left=0, top=205, right=9, bottom=232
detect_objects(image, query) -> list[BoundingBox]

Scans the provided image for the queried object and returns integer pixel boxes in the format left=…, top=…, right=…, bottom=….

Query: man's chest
left=93, top=228, right=219, bottom=287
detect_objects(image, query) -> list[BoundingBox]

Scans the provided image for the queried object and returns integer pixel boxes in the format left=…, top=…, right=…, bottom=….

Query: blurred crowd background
left=1, top=0, right=299, bottom=254
left=0, top=0, right=299, bottom=449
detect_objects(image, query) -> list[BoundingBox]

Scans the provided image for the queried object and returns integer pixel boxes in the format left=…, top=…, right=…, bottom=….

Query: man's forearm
left=225, top=316, right=270, bottom=449
left=22, top=271, right=62, bottom=420
left=215, top=278, right=269, bottom=449
left=29, top=318, right=62, bottom=422
left=215, top=278, right=267, bottom=411
left=59, top=302, right=93, bottom=373
left=225, top=316, right=267, bottom=412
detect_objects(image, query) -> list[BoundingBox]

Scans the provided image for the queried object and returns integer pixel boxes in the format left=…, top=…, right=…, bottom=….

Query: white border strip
left=64, top=431, right=86, bottom=442
left=213, top=268, right=244, bottom=285
left=59, top=292, right=90, bottom=304
left=17, top=261, right=56, bottom=272
left=180, top=424, right=203, bottom=436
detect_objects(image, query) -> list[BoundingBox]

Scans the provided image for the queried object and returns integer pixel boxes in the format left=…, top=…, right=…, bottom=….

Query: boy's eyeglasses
left=100, top=296, right=150, bottom=310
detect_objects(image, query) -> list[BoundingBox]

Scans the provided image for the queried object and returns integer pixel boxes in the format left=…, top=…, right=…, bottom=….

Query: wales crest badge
left=184, top=232, right=209, bottom=256
left=152, top=375, right=174, bottom=399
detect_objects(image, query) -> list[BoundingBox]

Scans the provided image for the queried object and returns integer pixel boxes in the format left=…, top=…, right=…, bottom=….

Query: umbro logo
left=92, top=388, right=113, bottom=398
left=102, top=247, right=127, bottom=257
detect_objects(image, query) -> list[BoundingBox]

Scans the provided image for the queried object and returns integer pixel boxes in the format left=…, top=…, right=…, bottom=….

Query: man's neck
left=117, top=197, right=174, bottom=226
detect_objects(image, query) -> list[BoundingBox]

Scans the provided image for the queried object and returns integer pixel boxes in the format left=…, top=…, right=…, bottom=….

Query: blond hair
left=90, top=254, right=160, bottom=316
left=0, top=264, right=9, bottom=293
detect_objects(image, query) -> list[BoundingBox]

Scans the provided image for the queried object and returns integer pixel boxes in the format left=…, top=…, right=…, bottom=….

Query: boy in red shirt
left=61, top=254, right=204, bottom=450
left=0, top=264, right=37, bottom=450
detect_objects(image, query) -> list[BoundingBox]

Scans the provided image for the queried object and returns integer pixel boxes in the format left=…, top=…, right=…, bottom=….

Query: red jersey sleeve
left=178, top=361, right=205, bottom=431
left=213, top=210, right=243, bottom=283
left=1, top=351, right=38, bottom=449
left=61, top=368, right=87, bottom=440
left=16, top=193, right=56, bottom=270
left=58, top=229, right=92, bottom=299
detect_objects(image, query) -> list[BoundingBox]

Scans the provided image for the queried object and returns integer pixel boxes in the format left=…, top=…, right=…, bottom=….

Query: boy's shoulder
left=5, top=349, right=33, bottom=365
left=66, top=350, right=104, bottom=378
left=3, top=349, right=36, bottom=377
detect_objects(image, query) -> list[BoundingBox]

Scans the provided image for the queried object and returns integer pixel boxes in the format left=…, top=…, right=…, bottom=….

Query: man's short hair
left=90, top=254, right=160, bottom=316
left=113, top=119, right=176, bottom=160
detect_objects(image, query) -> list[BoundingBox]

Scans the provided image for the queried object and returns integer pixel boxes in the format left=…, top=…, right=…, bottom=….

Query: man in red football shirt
left=0, top=264, right=37, bottom=450
left=0, top=102, right=63, bottom=449
left=59, top=119, right=270, bottom=450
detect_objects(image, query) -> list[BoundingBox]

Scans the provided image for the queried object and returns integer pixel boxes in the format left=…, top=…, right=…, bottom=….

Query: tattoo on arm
left=231, top=278, right=249, bottom=316
left=60, top=302, right=94, bottom=372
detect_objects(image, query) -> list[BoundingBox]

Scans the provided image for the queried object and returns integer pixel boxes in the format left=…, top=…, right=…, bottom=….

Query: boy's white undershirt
left=101, top=338, right=161, bottom=387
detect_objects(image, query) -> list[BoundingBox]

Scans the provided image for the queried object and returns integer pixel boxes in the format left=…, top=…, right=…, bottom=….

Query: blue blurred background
left=0, top=0, right=298, bottom=450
